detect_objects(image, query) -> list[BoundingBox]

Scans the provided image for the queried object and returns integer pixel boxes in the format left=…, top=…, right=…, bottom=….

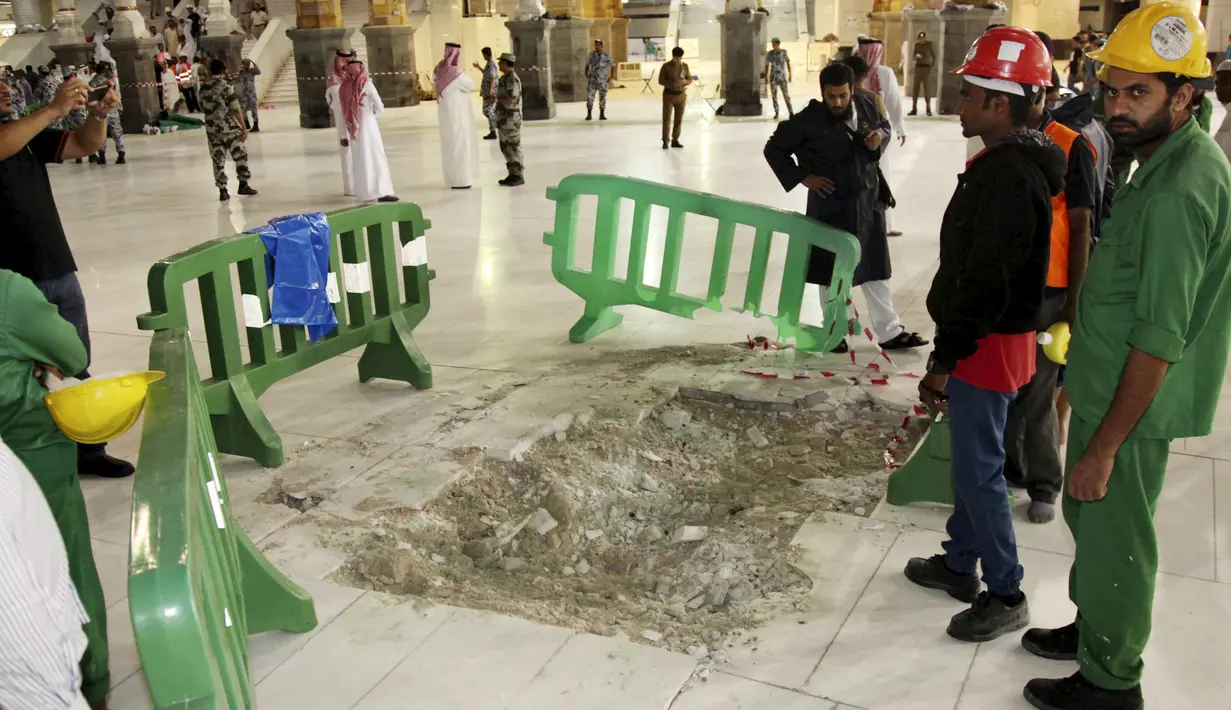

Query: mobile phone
left=88, top=85, right=110, bottom=103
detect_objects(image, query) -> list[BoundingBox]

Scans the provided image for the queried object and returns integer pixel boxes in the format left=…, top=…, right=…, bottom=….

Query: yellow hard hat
left=45, top=371, right=166, bottom=445
left=1087, top=2, right=1212, bottom=81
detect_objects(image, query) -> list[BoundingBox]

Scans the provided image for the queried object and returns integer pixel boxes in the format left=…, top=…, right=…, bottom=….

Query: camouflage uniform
left=199, top=76, right=251, bottom=188
left=5, top=75, right=26, bottom=120
left=89, top=73, right=124, bottom=156
left=766, top=48, right=792, bottom=117
left=481, top=59, right=498, bottom=135
left=585, top=50, right=614, bottom=115
left=495, top=70, right=523, bottom=178
left=34, top=74, right=64, bottom=128
left=237, top=64, right=260, bottom=127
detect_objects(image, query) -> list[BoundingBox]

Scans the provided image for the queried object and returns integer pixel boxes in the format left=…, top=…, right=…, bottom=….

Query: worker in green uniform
left=1020, top=5, right=1231, bottom=710
left=0, top=268, right=111, bottom=710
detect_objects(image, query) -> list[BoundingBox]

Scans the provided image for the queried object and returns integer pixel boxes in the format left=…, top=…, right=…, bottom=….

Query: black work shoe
left=97, top=152, right=107, bottom=165
left=251, top=123, right=260, bottom=132
left=774, top=112, right=780, bottom=120
left=830, top=339, right=850, bottom=355
left=1022, top=622, right=1079, bottom=661
left=238, top=182, right=258, bottom=196
left=904, top=554, right=981, bottom=603
left=908, top=109, right=918, bottom=116
left=927, top=110, right=933, bottom=117
left=483, top=131, right=497, bottom=140
left=586, top=112, right=593, bottom=121
left=219, top=187, right=230, bottom=201
left=80, top=454, right=135, bottom=478
left=501, top=175, right=525, bottom=187
left=75, top=158, right=83, bottom=164
left=671, top=140, right=683, bottom=148
left=600, top=112, right=607, bottom=120
left=115, top=152, right=126, bottom=164
left=1024, top=673, right=1143, bottom=710
left=948, top=591, right=1030, bottom=642
left=88, top=153, right=98, bottom=164
left=662, top=140, right=669, bottom=150
left=377, top=195, right=399, bottom=202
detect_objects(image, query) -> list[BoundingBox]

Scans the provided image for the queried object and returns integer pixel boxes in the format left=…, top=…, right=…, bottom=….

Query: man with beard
left=764, top=62, right=926, bottom=353
left=1021, top=5, right=1231, bottom=709
left=906, top=26, right=1065, bottom=643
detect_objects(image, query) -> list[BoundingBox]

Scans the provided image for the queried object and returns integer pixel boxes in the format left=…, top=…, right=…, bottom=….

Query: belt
left=664, top=89, right=683, bottom=95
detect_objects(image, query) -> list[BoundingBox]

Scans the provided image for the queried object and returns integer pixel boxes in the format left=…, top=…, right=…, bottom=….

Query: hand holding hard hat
left=45, top=371, right=166, bottom=445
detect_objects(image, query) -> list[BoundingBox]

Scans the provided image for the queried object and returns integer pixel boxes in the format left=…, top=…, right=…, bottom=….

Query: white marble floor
left=58, top=86, right=1231, bottom=709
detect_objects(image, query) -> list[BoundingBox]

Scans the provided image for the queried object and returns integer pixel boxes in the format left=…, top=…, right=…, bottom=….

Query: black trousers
left=34, top=273, right=107, bottom=463
left=1003, top=289, right=1066, bottom=503
left=183, top=87, right=199, bottom=113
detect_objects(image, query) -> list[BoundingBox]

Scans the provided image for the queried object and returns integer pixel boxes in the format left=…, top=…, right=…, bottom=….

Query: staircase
left=263, top=58, right=299, bottom=106
left=264, top=0, right=367, bottom=108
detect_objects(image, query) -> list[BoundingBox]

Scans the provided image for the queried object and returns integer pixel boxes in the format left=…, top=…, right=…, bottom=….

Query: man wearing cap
left=906, top=26, right=1066, bottom=643
left=765, top=37, right=792, bottom=120
left=495, top=53, right=523, bottom=187
left=585, top=39, right=614, bottom=121
left=1021, top=5, right=1231, bottom=709
left=1215, top=59, right=1231, bottom=160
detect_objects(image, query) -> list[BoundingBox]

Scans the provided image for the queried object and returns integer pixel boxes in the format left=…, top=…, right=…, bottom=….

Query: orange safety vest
left=1041, top=120, right=1095, bottom=289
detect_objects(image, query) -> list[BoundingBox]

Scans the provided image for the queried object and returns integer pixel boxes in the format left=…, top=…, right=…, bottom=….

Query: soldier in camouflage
left=495, top=53, right=523, bottom=187
left=199, top=59, right=258, bottom=201
left=585, top=39, right=615, bottom=121
left=4, top=68, right=26, bottom=120
left=473, top=46, right=498, bottom=140
left=765, top=38, right=793, bottom=120
left=34, top=67, right=63, bottom=124
left=89, top=63, right=126, bottom=164
left=238, top=58, right=261, bottom=131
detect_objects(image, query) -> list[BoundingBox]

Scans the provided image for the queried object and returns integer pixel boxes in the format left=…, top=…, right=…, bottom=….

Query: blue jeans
left=942, top=377, right=1024, bottom=597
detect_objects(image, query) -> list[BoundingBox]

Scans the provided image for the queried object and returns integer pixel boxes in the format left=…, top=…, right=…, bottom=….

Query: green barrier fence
left=130, top=327, right=317, bottom=709
left=544, top=174, right=863, bottom=352
left=886, top=414, right=956, bottom=506
left=137, top=204, right=435, bottom=467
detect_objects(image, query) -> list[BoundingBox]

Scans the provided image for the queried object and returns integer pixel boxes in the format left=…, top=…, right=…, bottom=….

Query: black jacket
left=1051, top=92, right=1115, bottom=238
left=927, top=129, right=1066, bottom=371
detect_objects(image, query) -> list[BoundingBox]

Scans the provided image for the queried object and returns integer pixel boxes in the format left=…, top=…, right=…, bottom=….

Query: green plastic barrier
left=544, top=174, right=862, bottom=352
left=137, top=204, right=435, bottom=467
left=886, top=415, right=956, bottom=506
left=130, top=327, right=317, bottom=710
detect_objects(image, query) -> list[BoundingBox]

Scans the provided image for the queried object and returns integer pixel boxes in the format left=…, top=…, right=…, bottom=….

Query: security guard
left=584, top=38, right=614, bottom=121
left=1021, top=5, right=1231, bottom=709
left=495, top=53, right=524, bottom=187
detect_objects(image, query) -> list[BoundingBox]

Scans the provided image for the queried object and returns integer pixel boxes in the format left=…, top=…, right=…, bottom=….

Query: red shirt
left=953, top=332, right=1037, bottom=393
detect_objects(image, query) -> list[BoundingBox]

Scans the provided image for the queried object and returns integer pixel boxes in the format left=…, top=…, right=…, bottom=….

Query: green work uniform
left=1064, top=118, right=1231, bottom=690
left=0, top=269, right=110, bottom=704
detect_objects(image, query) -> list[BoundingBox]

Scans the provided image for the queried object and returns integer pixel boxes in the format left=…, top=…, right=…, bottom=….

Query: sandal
left=879, top=331, right=929, bottom=351
left=888, top=230, right=904, bottom=237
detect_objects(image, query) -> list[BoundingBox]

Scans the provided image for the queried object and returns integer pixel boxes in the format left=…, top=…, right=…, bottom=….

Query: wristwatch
left=926, top=352, right=952, bottom=375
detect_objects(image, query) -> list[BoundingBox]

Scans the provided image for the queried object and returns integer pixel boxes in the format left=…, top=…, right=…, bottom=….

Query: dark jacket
left=1051, top=92, right=1114, bottom=237
left=927, top=129, right=1066, bottom=370
left=764, top=95, right=893, bottom=286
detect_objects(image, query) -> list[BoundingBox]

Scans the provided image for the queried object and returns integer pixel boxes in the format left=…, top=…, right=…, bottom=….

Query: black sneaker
left=80, top=454, right=135, bottom=478
left=904, top=554, right=980, bottom=603
left=671, top=140, right=683, bottom=148
left=483, top=131, right=497, bottom=140
left=238, top=182, right=258, bottom=196
left=1022, top=621, right=1079, bottom=661
left=219, top=187, right=230, bottom=201
left=1024, top=673, right=1143, bottom=710
left=948, top=591, right=1030, bottom=643
left=377, top=195, right=399, bottom=202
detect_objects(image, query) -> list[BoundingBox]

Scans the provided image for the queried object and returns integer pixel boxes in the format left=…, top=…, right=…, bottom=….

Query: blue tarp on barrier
left=253, top=213, right=338, bottom=342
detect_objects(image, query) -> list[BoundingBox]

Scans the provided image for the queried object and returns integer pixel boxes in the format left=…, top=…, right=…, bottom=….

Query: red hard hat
left=953, top=26, right=1053, bottom=91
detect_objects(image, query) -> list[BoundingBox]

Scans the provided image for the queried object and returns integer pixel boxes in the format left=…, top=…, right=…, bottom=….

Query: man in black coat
left=764, top=62, right=926, bottom=353
left=904, top=27, right=1067, bottom=643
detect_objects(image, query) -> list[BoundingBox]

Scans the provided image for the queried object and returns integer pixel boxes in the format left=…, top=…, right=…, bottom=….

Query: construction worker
left=1003, top=30, right=1098, bottom=525
left=906, top=26, right=1065, bottom=643
left=1021, top=5, right=1231, bottom=710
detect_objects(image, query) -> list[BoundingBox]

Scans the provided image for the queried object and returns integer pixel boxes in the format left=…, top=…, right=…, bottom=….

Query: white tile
left=1142, top=570, right=1231, bottom=707
left=256, top=511, right=354, bottom=581
left=1216, top=460, right=1231, bottom=584
left=353, top=608, right=573, bottom=710
left=255, top=591, right=455, bottom=710
left=505, top=632, right=698, bottom=710
left=249, top=578, right=368, bottom=683
left=92, top=538, right=129, bottom=609
left=803, top=529, right=978, bottom=710
left=722, top=513, right=900, bottom=690
left=108, top=670, right=154, bottom=710
left=106, top=597, right=141, bottom=690
left=671, top=672, right=837, bottom=710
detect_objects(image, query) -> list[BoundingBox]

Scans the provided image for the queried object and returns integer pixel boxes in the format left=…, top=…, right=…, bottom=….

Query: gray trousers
left=33, top=273, right=106, bottom=462
left=1003, top=290, right=1066, bottom=503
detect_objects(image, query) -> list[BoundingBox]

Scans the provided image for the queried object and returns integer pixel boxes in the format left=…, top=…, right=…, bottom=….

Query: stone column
left=718, top=12, right=767, bottom=116
left=108, top=5, right=151, bottom=39
left=506, top=18, right=556, bottom=120
left=426, top=0, right=464, bottom=71
left=12, top=0, right=46, bottom=32
left=108, top=36, right=162, bottom=132
left=548, top=18, right=591, bottom=103
left=289, top=0, right=349, bottom=128
left=363, top=0, right=420, bottom=107
left=199, top=0, right=245, bottom=70
left=49, top=41, right=96, bottom=73
left=901, top=10, right=942, bottom=115
left=54, top=0, right=83, bottom=42
left=937, top=5, right=1004, bottom=115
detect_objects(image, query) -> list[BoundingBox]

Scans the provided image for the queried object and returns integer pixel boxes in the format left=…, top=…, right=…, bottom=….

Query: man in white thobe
left=435, top=43, right=478, bottom=189
left=338, top=60, right=398, bottom=203
left=325, top=50, right=356, bottom=196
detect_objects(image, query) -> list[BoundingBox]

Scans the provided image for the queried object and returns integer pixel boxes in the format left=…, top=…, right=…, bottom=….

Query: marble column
left=718, top=12, right=767, bottom=116
left=108, top=36, right=162, bottom=132
left=363, top=0, right=420, bottom=108
left=54, top=0, right=84, bottom=42
left=108, top=5, right=151, bottom=39
left=548, top=18, right=592, bottom=103
left=290, top=0, right=348, bottom=128
left=12, top=0, right=46, bottom=32
left=937, top=5, right=1005, bottom=115
left=506, top=18, right=555, bottom=120
left=1206, top=0, right=1231, bottom=63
